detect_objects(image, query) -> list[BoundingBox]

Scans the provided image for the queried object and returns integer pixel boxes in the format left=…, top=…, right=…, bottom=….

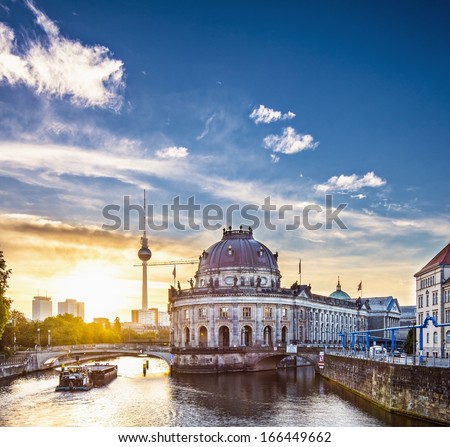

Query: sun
left=52, top=260, right=138, bottom=321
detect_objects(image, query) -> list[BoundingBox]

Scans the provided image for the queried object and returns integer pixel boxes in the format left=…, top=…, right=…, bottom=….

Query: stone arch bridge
left=17, top=345, right=322, bottom=374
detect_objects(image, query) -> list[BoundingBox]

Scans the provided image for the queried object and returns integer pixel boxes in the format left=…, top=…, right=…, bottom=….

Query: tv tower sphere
left=138, top=246, right=152, bottom=261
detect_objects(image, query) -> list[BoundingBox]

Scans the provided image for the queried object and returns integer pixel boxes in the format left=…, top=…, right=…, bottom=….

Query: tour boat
left=55, top=366, right=93, bottom=391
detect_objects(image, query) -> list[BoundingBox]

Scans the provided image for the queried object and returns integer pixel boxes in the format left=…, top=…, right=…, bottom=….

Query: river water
left=0, top=356, right=435, bottom=427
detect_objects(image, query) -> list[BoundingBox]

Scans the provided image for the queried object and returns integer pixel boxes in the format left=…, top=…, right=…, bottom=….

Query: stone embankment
left=320, top=354, right=450, bottom=426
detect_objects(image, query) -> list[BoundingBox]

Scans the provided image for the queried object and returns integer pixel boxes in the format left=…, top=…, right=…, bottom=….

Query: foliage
left=0, top=251, right=12, bottom=341
left=404, top=328, right=415, bottom=354
left=1, top=309, right=169, bottom=349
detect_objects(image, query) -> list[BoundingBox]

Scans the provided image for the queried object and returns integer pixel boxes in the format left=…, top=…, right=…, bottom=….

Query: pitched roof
left=415, top=242, right=450, bottom=276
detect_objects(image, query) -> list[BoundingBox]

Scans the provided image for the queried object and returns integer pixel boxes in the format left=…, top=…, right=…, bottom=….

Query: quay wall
left=320, top=354, right=450, bottom=425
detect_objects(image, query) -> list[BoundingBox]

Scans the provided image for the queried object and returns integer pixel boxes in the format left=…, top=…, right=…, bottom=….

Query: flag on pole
left=172, top=265, right=176, bottom=278
left=357, top=281, right=362, bottom=291
left=298, top=259, right=302, bottom=274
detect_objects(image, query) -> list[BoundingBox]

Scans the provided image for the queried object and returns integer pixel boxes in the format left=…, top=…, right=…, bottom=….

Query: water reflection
left=0, top=356, right=436, bottom=427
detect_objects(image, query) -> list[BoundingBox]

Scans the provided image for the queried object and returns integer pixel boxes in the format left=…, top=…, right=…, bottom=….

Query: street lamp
left=412, top=320, right=416, bottom=365
left=47, top=329, right=51, bottom=349
left=37, top=327, right=40, bottom=350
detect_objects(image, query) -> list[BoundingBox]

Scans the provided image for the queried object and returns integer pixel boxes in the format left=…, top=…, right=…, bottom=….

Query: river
left=0, top=356, right=435, bottom=427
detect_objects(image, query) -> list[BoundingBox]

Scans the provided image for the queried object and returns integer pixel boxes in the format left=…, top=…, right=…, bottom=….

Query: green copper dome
left=329, top=278, right=351, bottom=300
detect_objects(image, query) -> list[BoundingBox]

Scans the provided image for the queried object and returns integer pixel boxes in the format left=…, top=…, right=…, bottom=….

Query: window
left=426, top=333, right=429, bottom=343
left=184, top=309, right=189, bottom=320
left=219, top=307, right=229, bottom=318
left=432, top=291, right=438, bottom=305
left=446, top=330, right=450, bottom=343
left=433, top=332, right=438, bottom=344
left=432, top=310, right=438, bottom=322
left=282, top=307, right=288, bottom=319
left=445, top=310, right=450, bottom=324
left=264, top=306, right=273, bottom=319
left=198, top=307, right=207, bottom=319
left=242, top=307, right=251, bottom=318
left=426, top=291, right=429, bottom=307
left=418, top=295, right=423, bottom=308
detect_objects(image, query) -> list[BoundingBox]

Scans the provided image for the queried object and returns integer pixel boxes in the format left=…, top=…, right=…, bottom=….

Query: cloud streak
left=249, top=104, right=295, bottom=124
left=0, top=0, right=124, bottom=110
left=155, top=146, right=189, bottom=159
left=196, top=113, right=216, bottom=140
left=314, top=172, right=386, bottom=193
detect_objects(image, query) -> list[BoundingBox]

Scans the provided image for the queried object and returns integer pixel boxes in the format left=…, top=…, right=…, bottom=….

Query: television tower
left=137, top=190, right=152, bottom=310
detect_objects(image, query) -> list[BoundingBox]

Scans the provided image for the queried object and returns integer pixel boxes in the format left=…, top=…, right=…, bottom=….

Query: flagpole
left=173, top=264, right=176, bottom=288
left=299, top=259, right=302, bottom=285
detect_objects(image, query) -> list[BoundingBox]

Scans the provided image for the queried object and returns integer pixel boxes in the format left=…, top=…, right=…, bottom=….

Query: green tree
left=404, top=328, right=415, bottom=355
left=0, top=251, right=12, bottom=341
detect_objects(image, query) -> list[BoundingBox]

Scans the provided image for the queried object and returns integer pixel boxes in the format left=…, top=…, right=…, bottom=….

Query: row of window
left=186, top=306, right=361, bottom=323
left=420, top=276, right=436, bottom=289
left=425, top=331, right=450, bottom=344
left=418, top=290, right=440, bottom=308
left=185, top=306, right=288, bottom=320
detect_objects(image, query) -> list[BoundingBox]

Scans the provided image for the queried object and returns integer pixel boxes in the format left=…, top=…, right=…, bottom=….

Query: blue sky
left=1, top=0, right=449, bottom=321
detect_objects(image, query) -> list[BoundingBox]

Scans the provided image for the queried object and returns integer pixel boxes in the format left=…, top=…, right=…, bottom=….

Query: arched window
left=241, top=325, right=252, bottom=346
left=447, top=330, right=450, bottom=343
left=263, top=326, right=273, bottom=346
left=218, top=325, right=230, bottom=347
left=199, top=326, right=208, bottom=347
left=281, top=326, right=288, bottom=345
left=184, top=327, right=190, bottom=347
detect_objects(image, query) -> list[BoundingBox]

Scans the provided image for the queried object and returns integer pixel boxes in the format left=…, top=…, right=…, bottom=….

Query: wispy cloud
left=351, top=194, right=367, bottom=199
left=314, top=172, right=386, bottom=194
left=249, top=104, right=295, bottom=124
left=155, top=146, right=189, bottom=159
left=263, top=126, right=318, bottom=154
left=270, top=154, right=280, bottom=164
left=196, top=113, right=216, bottom=140
left=0, top=0, right=124, bottom=110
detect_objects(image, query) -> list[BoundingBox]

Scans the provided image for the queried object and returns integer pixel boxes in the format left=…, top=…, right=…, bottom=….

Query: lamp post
left=412, top=320, right=416, bottom=365
left=37, top=327, right=40, bottom=350
left=47, top=329, right=51, bottom=349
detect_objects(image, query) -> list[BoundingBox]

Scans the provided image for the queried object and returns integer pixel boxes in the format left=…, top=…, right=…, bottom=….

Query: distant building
left=365, top=297, right=402, bottom=341
left=414, top=242, right=450, bottom=358
left=131, top=308, right=159, bottom=325
left=58, top=299, right=85, bottom=321
left=158, top=311, right=170, bottom=327
left=398, top=305, right=416, bottom=341
left=32, top=295, right=52, bottom=321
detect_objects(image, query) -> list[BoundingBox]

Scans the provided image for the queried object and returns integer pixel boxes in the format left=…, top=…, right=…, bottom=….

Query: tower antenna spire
left=138, top=189, right=152, bottom=311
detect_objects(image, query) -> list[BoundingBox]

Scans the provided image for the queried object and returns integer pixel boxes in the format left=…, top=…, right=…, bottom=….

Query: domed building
left=169, top=227, right=369, bottom=373
left=329, top=278, right=351, bottom=300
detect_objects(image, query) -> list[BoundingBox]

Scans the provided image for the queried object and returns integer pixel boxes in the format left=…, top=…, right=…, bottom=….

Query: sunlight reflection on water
left=0, top=356, right=435, bottom=427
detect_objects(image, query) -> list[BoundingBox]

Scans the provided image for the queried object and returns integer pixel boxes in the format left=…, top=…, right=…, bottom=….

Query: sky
left=0, top=0, right=449, bottom=322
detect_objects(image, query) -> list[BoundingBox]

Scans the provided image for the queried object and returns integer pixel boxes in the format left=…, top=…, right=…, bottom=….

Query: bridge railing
left=328, top=349, right=450, bottom=368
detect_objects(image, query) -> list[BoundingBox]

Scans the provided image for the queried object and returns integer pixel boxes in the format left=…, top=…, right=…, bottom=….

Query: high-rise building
left=58, top=299, right=85, bottom=321
left=32, top=295, right=52, bottom=321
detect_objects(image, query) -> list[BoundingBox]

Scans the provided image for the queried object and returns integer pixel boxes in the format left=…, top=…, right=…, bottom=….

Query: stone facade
left=415, top=242, right=450, bottom=358
left=169, top=228, right=369, bottom=372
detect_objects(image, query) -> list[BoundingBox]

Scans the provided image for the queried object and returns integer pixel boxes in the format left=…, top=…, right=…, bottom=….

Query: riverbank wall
left=320, top=354, right=450, bottom=426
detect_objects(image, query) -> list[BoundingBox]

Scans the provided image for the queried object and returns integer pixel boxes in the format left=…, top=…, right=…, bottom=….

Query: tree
left=404, top=328, right=415, bottom=355
left=0, top=251, right=12, bottom=341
